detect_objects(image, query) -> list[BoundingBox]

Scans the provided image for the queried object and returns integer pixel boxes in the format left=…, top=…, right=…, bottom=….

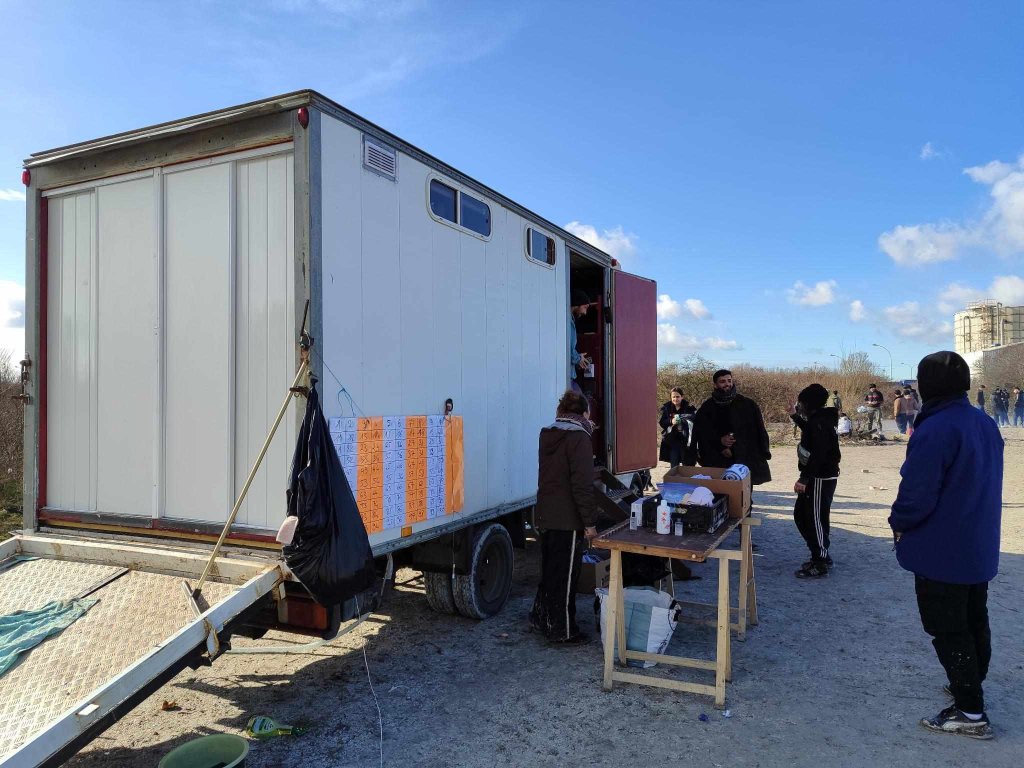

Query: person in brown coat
left=529, top=390, right=597, bottom=644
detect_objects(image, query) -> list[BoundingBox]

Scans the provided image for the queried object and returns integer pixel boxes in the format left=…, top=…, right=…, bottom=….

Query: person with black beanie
left=789, top=383, right=840, bottom=578
left=889, top=351, right=1003, bottom=739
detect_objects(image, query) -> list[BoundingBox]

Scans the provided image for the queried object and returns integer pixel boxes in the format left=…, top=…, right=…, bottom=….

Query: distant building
left=953, top=301, right=1024, bottom=355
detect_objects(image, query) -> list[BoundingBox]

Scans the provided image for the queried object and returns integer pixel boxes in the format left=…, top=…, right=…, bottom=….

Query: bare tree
left=0, top=350, right=24, bottom=513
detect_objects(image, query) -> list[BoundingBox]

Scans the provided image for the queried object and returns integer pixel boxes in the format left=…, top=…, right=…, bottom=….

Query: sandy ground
left=66, top=431, right=1023, bottom=768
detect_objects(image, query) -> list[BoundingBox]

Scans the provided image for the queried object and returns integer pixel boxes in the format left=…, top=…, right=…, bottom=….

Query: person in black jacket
left=686, top=369, right=772, bottom=485
left=659, top=388, right=696, bottom=467
left=529, top=390, right=597, bottom=645
left=790, top=383, right=841, bottom=579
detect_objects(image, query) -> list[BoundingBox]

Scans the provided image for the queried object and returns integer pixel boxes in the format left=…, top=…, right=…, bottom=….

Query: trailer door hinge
left=13, top=355, right=31, bottom=404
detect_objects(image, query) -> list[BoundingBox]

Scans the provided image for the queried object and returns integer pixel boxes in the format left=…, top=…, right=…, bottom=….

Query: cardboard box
left=578, top=556, right=611, bottom=594
left=661, top=466, right=752, bottom=519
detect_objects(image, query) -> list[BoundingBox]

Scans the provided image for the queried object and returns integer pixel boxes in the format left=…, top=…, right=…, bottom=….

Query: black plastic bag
left=283, top=382, right=377, bottom=607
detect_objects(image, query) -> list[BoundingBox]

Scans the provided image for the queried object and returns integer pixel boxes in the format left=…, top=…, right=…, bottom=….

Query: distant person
left=568, top=289, right=592, bottom=394
left=659, top=387, right=696, bottom=468
left=789, top=384, right=841, bottom=578
left=1014, top=387, right=1024, bottom=427
left=975, top=384, right=986, bottom=414
left=831, top=390, right=843, bottom=413
left=906, top=385, right=921, bottom=409
left=863, top=384, right=885, bottom=436
left=992, top=386, right=1007, bottom=426
left=687, top=369, right=772, bottom=485
left=530, top=390, right=597, bottom=645
left=894, top=389, right=916, bottom=435
left=889, top=352, right=1002, bottom=740
left=998, top=386, right=1012, bottom=426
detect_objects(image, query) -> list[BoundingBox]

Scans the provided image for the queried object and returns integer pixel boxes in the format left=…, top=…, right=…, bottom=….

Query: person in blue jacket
left=889, top=351, right=1003, bottom=740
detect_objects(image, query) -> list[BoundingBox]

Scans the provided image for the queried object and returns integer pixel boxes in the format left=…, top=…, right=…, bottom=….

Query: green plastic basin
left=158, top=734, right=249, bottom=768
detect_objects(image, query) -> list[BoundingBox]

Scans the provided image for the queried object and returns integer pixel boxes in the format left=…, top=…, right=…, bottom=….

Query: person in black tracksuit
left=790, top=383, right=841, bottom=579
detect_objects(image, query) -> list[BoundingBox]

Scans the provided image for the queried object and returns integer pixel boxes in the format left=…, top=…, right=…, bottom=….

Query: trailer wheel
left=424, top=571, right=458, bottom=615
left=452, top=523, right=514, bottom=619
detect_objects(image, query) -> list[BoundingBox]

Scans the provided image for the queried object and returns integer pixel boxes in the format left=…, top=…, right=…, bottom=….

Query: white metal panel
left=320, top=117, right=364, bottom=419
left=484, top=213, right=510, bottom=507
left=459, top=228, right=488, bottom=513
left=233, top=153, right=295, bottom=530
left=359, top=165, right=402, bottom=415
left=162, top=163, right=232, bottom=524
left=505, top=212, right=528, bottom=498
left=46, top=191, right=97, bottom=512
left=397, top=160, right=436, bottom=415
left=95, top=178, right=158, bottom=517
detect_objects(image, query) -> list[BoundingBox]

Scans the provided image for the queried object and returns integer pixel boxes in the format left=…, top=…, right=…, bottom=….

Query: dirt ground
left=67, top=433, right=1022, bottom=768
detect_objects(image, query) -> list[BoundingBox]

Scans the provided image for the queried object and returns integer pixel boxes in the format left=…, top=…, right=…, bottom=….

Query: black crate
left=678, top=494, right=730, bottom=534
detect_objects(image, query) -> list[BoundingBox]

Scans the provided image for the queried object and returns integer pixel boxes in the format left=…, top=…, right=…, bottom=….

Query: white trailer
left=9, top=91, right=658, bottom=765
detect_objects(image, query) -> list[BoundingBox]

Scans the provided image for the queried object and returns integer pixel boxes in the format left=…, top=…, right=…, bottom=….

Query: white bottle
left=629, top=499, right=643, bottom=531
left=656, top=501, right=672, bottom=535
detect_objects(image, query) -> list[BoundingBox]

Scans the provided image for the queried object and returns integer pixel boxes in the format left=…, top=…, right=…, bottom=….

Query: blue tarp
left=0, top=598, right=98, bottom=676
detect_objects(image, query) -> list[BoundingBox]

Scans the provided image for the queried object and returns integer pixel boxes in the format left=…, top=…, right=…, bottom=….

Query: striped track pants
left=530, top=529, right=585, bottom=640
left=794, top=478, right=837, bottom=561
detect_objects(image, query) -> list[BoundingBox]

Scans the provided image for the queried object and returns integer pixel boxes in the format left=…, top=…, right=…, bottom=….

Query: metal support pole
left=192, top=358, right=309, bottom=599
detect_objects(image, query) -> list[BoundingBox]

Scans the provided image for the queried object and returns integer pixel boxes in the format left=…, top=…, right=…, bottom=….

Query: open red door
left=610, top=270, right=657, bottom=473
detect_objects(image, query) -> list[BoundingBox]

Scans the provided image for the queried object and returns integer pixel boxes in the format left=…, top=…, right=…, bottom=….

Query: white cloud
left=658, top=323, right=740, bottom=354
left=849, top=300, right=867, bottom=322
left=882, top=301, right=953, bottom=343
left=0, top=282, right=25, bottom=359
left=0, top=189, right=26, bottom=202
left=877, top=222, right=970, bottom=266
left=879, top=154, right=1024, bottom=266
left=564, top=221, right=638, bottom=264
left=787, top=280, right=837, bottom=306
left=938, top=275, right=1024, bottom=314
left=683, top=298, right=711, bottom=320
left=656, top=294, right=680, bottom=320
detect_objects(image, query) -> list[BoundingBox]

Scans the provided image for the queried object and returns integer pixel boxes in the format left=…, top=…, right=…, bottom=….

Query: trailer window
left=460, top=193, right=491, bottom=237
left=429, top=180, right=457, bottom=223
left=527, top=228, right=556, bottom=265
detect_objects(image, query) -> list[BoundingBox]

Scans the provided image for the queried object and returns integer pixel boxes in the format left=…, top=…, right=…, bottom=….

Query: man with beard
left=889, top=352, right=1002, bottom=739
left=686, top=369, right=772, bottom=485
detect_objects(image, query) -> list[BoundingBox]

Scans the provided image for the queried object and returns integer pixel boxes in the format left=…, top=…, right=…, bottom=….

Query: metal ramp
left=0, top=534, right=283, bottom=768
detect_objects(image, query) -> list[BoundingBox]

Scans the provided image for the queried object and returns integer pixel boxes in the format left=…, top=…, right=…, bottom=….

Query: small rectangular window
left=459, top=193, right=491, bottom=237
left=527, top=228, right=556, bottom=265
left=430, top=179, right=457, bottom=223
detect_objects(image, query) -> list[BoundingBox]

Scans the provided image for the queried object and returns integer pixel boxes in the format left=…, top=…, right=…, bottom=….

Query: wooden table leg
left=614, top=551, right=627, bottom=665
left=603, top=550, right=622, bottom=691
left=737, top=521, right=750, bottom=640
left=747, top=531, right=759, bottom=627
left=714, top=555, right=729, bottom=708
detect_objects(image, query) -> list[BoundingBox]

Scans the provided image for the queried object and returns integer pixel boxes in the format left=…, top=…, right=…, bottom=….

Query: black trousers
left=794, top=477, right=836, bottom=561
left=530, top=529, right=584, bottom=640
left=915, top=576, right=991, bottom=714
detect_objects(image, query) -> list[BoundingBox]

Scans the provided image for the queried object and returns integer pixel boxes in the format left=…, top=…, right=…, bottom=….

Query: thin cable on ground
left=364, top=644, right=384, bottom=768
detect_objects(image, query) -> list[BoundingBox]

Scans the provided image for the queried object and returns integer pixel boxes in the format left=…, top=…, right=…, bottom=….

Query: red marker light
left=21, top=169, right=30, bottom=186
left=297, top=107, right=309, bottom=129
left=611, top=258, right=619, bottom=268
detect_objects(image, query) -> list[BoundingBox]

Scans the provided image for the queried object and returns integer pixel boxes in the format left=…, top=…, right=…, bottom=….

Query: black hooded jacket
left=535, top=421, right=596, bottom=531
left=686, top=393, right=772, bottom=484
left=791, top=406, right=841, bottom=481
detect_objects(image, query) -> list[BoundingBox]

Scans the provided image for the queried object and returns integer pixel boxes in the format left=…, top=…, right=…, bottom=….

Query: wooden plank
left=602, top=550, right=621, bottom=691
left=623, top=650, right=716, bottom=670
left=595, top=517, right=743, bottom=562
left=610, top=671, right=716, bottom=698
left=715, top=556, right=729, bottom=708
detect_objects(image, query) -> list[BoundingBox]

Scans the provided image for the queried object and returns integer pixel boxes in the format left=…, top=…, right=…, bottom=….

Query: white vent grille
left=363, top=137, right=397, bottom=180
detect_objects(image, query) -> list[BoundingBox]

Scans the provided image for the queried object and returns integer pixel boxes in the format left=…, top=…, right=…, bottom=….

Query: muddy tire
left=424, top=571, right=458, bottom=615
left=452, top=523, right=515, bottom=619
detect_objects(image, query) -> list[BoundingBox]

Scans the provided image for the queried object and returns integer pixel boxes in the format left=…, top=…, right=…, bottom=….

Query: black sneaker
left=795, top=561, right=829, bottom=579
left=920, top=706, right=993, bottom=740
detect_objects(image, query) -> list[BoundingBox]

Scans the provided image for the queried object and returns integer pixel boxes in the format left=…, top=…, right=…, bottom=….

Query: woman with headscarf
left=659, top=387, right=696, bottom=468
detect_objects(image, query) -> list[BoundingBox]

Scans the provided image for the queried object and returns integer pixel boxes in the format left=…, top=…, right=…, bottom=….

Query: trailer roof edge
left=25, top=89, right=614, bottom=268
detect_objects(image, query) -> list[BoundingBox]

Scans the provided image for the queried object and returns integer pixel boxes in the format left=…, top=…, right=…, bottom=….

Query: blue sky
left=2, top=0, right=1023, bottom=375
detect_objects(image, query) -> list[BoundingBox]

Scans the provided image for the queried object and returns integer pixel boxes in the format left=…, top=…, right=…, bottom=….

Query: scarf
left=555, top=413, right=594, bottom=436
left=712, top=385, right=737, bottom=405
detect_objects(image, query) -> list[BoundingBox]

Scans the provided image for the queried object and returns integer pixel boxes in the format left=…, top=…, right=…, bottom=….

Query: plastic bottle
left=245, top=715, right=307, bottom=740
left=656, top=501, right=671, bottom=534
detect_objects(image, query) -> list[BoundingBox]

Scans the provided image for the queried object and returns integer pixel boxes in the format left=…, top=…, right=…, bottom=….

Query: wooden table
left=594, top=513, right=759, bottom=708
